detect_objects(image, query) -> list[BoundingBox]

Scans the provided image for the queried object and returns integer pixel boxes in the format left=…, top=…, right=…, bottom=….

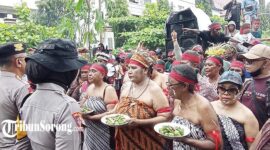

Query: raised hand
left=171, top=30, right=178, bottom=41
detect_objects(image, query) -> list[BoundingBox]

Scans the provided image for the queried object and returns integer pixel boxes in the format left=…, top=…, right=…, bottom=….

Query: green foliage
left=109, top=0, right=170, bottom=50
left=94, top=10, right=106, bottom=33
left=15, top=3, right=31, bottom=22
left=34, top=0, right=69, bottom=27
left=106, top=0, right=129, bottom=18
left=0, top=23, right=61, bottom=48
left=0, top=3, right=62, bottom=48
left=258, top=1, right=270, bottom=45
left=259, top=1, right=270, bottom=32
left=195, top=0, right=212, bottom=16
left=210, top=15, right=228, bottom=31
left=34, top=0, right=106, bottom=48
left=157, top=0, right=170, bottom=12
left=121, top=27, right=165, bottom=50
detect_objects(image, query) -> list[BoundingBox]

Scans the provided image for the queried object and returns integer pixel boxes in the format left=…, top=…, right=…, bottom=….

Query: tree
left=195, top=0, right=212, bottom=17
left=258, top=0, right=270, bottom=32
left=109, top=0, right=170, bottom=50
left=34, top=0, right=69, bottom=27
left=105, top=0, right=129, bottom=18
left=0, top=3, right=62, bottom=48
left=34, top=0, right=105, bottom=48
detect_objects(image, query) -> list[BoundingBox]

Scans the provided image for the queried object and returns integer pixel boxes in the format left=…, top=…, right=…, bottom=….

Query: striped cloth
left=83, top=96, right=112, bottom=150
left=172, top=116, right=207, bottom=150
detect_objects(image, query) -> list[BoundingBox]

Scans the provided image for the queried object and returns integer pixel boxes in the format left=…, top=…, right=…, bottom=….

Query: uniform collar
left=0, top=71, right=16, bottom=77
left=36, top=83, right=65, bottom=93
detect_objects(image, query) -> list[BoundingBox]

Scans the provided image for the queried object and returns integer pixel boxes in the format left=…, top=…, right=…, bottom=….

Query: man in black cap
left=0, top=42, right=32, bottom=149
left=21, top=38, right=87, bottom=150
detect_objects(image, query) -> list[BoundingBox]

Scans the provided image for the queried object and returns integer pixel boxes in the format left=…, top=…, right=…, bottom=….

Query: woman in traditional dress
left=168, top=64, right=222, bottom=150
left=114, top=51, right=171, bottom=150
left=81, top=63, right=118, bottom=150
left=203, top=56, right=224, bottom=101
left=211, top=71, right=259, bottom=149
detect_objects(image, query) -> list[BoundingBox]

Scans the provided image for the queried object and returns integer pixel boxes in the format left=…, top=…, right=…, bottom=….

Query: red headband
left=182, top=53, right=200, bottom=64
left=129, top=59, right=146, bottom=68
left=169, top=71, right=196, bottom=84
left=230, top=61, right=244, bottom=69
left=90, top=64, right=107, bottom=76
left=209, top=23, right=221, bottom=30
left=81, top=64, right=91, bottom=70
left=207, top=57, right=221, bottom=66
left=154, top=64, right=164, bottom=70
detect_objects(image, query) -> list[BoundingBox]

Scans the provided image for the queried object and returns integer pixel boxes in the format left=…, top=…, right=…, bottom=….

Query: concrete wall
left=0, top=0, right=37, bottom=23
left=168, top=0, right=196, bottom=11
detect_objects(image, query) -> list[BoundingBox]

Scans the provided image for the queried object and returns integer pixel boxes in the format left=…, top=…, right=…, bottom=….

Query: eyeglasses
left=243, top=59, right=265, bottom=65
left=166, top=82, right=185, bottom=88
left=217, top=86, right=239, bottom=95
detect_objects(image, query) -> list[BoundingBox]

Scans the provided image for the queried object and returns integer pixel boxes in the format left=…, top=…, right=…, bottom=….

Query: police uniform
left=21, top=83, right=82, bottom=150
left=0, top=43, right=31, bottom=150
left=20, top=39, right=87, bottom=150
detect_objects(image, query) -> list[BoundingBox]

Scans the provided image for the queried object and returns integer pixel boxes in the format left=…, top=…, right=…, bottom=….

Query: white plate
left=154, top=122, right=190, bottom=139
left=101, top=114, right=130, bottom=127
left=81, top=110, right=95, bottom=115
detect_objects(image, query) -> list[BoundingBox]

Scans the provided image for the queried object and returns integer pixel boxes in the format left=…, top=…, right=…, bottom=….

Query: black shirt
left=224, top=2, right=241, bottom=22
left=198, top=31, right=230, bottom=51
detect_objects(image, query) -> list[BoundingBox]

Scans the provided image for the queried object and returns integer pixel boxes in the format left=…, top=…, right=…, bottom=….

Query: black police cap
left=0, top=42, right=26, bottom=58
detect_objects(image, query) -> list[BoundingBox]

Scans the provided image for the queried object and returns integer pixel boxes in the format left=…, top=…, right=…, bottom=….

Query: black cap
left=0, top=42, right=26, bottom=58
left=26, top=38, right=87, bottom=72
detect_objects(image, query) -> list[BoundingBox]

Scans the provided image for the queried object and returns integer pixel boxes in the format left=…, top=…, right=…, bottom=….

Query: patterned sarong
left=115, top=97, right=171, bottom=150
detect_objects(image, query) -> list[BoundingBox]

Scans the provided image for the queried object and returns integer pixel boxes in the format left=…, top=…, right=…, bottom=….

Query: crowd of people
left=1, top=1, right=270, bottom=149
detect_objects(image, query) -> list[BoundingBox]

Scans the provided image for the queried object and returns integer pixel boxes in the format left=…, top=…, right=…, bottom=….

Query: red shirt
left=241, top=76, right=270, bottom=129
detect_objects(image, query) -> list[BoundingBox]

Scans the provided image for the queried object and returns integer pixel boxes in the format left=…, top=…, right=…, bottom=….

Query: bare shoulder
left=105, top=85, right=117, bottom=93
left=197, top=94, right=213, bottom=110
left=238, top=102, right=256, bottom=118
left=149, top=80, right=163, bottom=93
left=196, top=94, right=217, bottom=118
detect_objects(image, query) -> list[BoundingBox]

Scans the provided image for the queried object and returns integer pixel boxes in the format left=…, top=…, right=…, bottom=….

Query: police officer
left=21, top=39, right=87, bottom=150
left=0, top=42, right=32, bottom=150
